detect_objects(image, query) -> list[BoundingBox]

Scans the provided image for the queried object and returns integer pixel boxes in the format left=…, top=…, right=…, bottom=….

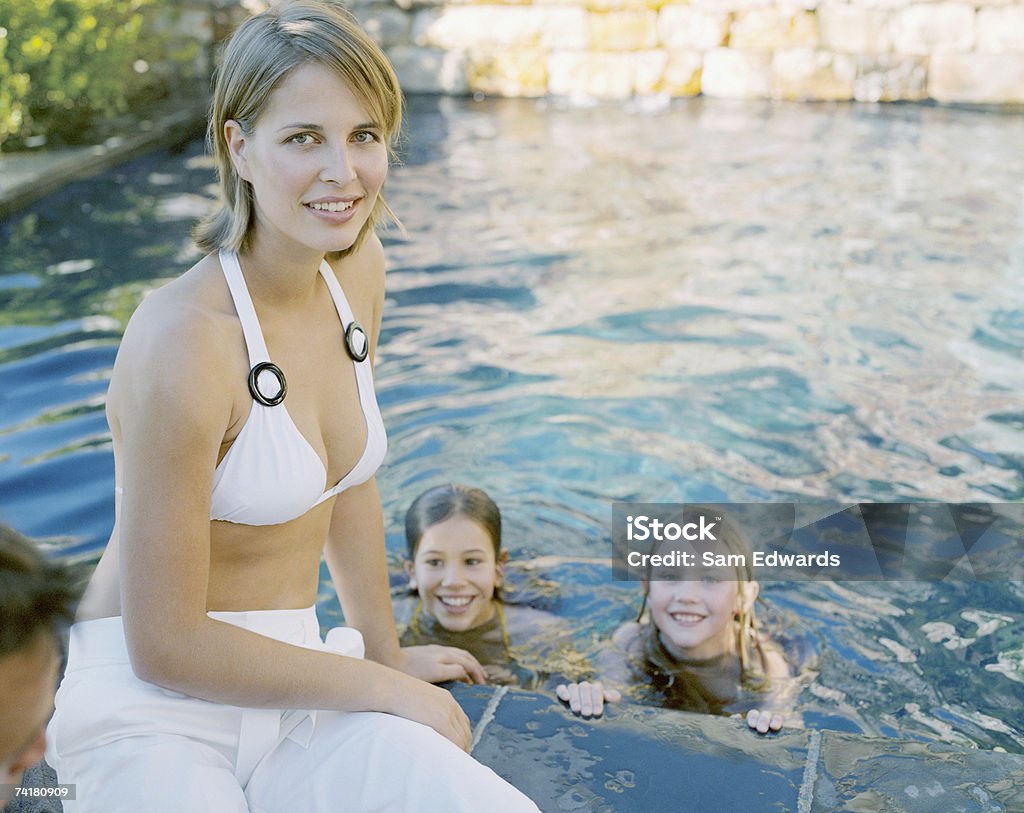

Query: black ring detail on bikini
left=345, top=321, right=369, bottom=363
left=247, top=362, right=287, bottom=407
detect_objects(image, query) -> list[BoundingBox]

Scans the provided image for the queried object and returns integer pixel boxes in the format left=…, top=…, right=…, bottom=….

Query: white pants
left=46, top=607, right=539, bottom=812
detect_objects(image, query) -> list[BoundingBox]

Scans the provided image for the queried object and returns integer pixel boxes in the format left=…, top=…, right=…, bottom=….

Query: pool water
left=2, top=96, right=1023, bottom=752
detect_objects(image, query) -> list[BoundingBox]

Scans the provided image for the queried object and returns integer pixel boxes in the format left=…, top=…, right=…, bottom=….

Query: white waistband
left=68, top=606, right=321, bottom=664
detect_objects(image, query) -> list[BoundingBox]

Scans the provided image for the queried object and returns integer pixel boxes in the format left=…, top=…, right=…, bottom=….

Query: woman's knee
left=253, top=711, right=539, bottom=812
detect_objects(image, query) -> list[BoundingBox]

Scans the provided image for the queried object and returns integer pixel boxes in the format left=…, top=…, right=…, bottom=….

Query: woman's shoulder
left=121, top=255, right=236, bottom=361
left=110, top=254, right=241, bottom=414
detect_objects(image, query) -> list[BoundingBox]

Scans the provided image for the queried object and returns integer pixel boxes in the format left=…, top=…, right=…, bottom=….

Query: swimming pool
left=1, top=95, right=1022, bottom=751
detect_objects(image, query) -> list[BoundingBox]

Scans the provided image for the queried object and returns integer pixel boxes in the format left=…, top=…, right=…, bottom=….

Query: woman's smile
left=304, top=196, right=361, bottom=223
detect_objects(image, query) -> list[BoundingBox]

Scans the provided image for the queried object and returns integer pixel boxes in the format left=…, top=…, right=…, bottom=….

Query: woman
left=45, top=3, right=539, bottom=811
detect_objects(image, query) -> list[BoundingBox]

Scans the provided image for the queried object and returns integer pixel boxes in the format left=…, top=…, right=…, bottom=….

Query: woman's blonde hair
left=193, top=0, right=403, bottom=256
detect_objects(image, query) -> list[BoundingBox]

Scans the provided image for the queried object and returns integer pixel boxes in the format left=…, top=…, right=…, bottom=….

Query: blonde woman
left=45, top=3, right=539, bottom=810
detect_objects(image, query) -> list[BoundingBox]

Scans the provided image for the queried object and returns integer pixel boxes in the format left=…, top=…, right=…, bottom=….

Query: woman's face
left=225, top=61, right=389, bottom=256
left=646, top=544, right=757, bottom=661
left=408, top=516, right=504, bottom=633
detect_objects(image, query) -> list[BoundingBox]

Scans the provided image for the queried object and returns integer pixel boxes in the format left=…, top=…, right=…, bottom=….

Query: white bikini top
left=207, top=249, right=387, bottom=525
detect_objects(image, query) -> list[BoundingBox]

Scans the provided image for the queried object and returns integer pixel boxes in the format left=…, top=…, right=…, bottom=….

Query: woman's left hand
left=394, top=644, right=487, bottom=685
left=743, top=708, right=785, bottom=734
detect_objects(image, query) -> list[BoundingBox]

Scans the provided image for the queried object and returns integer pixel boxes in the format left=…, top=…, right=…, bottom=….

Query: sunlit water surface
left=2, top=96, right=1023, bottom=751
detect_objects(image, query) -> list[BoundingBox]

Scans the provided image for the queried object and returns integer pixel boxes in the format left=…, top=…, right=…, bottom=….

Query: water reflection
left=2, top=96, right=1023, bottom=747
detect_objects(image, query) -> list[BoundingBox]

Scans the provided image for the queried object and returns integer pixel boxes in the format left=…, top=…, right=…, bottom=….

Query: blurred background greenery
left=0, top=0, right=201, bottom=151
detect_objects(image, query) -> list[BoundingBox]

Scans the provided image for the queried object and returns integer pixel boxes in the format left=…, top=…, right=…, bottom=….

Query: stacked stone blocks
left=349, top=0, right=1024, bottom=102
left=171, top=1, right=1024, bottom=103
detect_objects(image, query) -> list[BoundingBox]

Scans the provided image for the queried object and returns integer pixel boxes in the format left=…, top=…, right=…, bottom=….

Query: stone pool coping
left=455, top=685, right=1024, bottom=812
left=13, top=684, right=1023, bottom=812
left=0, top=102, right=208, bottom=220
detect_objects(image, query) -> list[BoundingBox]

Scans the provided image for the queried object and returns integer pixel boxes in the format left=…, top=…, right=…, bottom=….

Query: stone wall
left=177, top=0, right=1024, bottom=103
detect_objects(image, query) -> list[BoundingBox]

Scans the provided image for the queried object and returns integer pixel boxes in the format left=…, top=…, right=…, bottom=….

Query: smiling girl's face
left=408, top=515, right=505, bottom=632
left=646, top=541, right=758, bottom=662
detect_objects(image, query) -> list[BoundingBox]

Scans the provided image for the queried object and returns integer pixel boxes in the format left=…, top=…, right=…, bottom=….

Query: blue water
left=2, top=96, right=1023, bottom=750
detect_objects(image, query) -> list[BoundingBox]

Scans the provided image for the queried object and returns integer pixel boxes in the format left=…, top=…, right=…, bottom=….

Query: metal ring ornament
left=247, top=361, right=288, bottom=407
left=345, top=321, right=369, bottom=363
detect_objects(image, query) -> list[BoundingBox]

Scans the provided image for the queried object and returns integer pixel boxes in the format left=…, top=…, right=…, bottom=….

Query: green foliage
left=0, top=0, right=185, bottom=151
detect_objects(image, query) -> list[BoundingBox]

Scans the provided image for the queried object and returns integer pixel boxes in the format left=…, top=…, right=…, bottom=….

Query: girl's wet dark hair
left=404, top=484, right=501, bottom=559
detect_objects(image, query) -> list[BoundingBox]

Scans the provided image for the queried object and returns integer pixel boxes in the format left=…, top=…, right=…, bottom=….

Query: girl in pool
left=396, top=484, right=572, bottom=687
left=44, top=3, right=538, bottom=811
left=557, top=507, right=795, bottom=734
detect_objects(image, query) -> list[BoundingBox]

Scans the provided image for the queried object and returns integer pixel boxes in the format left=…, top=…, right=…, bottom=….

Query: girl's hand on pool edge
left=743, top=708, right=784, bottom=734
left=556, top=681, right=622, bottom=719
left=395, top=644, right=487, bottom=685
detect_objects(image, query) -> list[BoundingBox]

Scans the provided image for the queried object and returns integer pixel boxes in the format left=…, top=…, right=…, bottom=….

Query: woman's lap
left=48, top=612, right=539, bottom=812
left=55, top=710, right=536, bottom=813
